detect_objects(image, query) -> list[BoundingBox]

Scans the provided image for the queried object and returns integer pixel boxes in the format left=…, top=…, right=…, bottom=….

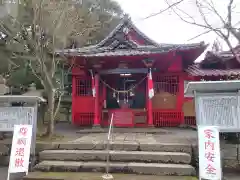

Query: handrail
left=105, top=113, right=114, bottom=176
left=107, top=113, right=114, bottom=141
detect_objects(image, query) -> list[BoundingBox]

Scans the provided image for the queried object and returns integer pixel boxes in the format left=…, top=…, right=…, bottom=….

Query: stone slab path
left=71, top=128, right=198, bottom=145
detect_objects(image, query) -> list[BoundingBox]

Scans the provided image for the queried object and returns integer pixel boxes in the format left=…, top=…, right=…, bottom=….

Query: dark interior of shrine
left=101, top=73, right=146, bottom=110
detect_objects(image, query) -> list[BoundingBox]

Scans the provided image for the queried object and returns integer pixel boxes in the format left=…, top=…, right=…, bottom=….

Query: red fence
left=153, top=110, right=183, bottom=127
left=184, top=116, right=196, bottom=126
left=73, top=112, right=94, bottom=126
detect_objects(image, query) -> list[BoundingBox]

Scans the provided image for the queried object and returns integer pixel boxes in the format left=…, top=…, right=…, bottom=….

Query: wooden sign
left=8, top=125, right=33, bottom=180
left=198, top=126, right=222, bottom=180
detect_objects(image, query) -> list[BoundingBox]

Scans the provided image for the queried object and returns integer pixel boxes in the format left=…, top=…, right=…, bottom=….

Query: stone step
left=23, top=172, right=198, bottom=180
left=39, top=150, right=191, bottom=164
left=34, top=160, right=196, bottom=176
left=77, top=128, right=169, bottom=134
left=56, top=142, right=191, bottom=153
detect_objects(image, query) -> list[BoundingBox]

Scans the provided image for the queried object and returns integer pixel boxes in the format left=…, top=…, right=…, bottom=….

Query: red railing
left=153, top=110, right=183, bottom=127
left=184, top=116, right=196, bottom=126
left=134, top=111, right=147, bottom=126
left=73, top=112, right=94, bottom=126
left=101, top=109, right=148, bottom=127
left=108, top=109, right=134, bottom=127
left=73, top=110, right=187, bottom=127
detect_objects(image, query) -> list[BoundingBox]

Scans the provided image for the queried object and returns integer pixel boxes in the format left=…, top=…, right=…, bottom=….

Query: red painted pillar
left=178, top=74, right=184, bottom=109
left=72, top=74, right=76, bottom=125
left=93, top=74, right=100, bottom=126
left=147, top=73, right=154, bottom=127
left=178, top=74, right=185, bottom=124
left=103, top=84, right=107, bottom=109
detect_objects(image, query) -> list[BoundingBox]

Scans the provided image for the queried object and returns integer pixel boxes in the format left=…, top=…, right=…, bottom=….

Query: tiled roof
left=57, top=42, right=206, bottom=57
left=186, top=64, right=240, bottom=76
left=204, top=45, right=240, bottom=62
left=56, top=17, right=206, bottom=57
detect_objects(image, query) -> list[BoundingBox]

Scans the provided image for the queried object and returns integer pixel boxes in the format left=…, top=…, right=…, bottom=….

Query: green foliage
left=0, top=0, right=123, bottom=87
left=7, top=66, right=43, bottom=89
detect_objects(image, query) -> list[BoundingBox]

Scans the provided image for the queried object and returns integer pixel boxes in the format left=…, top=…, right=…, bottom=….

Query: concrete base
left=34, top=161, right=196, bottom=176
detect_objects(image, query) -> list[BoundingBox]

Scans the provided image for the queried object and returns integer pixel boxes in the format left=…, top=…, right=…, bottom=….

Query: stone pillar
left=0, top=76, right=9, bottom=139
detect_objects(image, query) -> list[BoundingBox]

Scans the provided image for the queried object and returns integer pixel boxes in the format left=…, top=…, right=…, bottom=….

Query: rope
left=99, top=75, right=147, bottom=94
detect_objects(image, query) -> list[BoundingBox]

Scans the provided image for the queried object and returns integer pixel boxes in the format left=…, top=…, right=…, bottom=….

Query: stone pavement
left=0, top=167, right=7, bottom=180
left=72, top=128, right=198, bottom=144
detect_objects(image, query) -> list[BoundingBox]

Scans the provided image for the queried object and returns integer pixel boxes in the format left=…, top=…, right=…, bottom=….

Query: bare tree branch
left=143, top=0, right=184, bottom=20
left=164, top=0, right=221, bottom=32
left=187, top=29, right=212, bottom=41
left=163, top=0, right=240, bottom=62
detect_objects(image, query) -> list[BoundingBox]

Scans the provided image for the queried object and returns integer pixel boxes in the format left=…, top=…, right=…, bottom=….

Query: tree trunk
left=46, top=89, right=55, bottom=138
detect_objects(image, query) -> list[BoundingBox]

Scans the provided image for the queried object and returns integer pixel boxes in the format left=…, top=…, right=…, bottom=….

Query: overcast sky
left=114, top=0, right=240, bottom=60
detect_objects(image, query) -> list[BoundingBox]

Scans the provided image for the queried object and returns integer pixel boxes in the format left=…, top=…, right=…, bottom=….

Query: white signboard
left=8, top=125, right=33, bottom=174
left=198, top=126, right=222, bottom=180
left=0, top=107, right=34, bottom=131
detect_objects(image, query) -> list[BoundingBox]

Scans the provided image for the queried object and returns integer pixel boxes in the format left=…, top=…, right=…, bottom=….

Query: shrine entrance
left=100, top=70, right=148, bottom=127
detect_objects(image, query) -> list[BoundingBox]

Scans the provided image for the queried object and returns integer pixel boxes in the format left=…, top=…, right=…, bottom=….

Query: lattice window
left=76, top=77, right=92, bottom=96
left=154, top=75, right=179, bottom=94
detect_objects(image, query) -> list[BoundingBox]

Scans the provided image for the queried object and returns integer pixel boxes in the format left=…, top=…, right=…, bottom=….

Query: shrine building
left=58, top=18, right=209, bottom=127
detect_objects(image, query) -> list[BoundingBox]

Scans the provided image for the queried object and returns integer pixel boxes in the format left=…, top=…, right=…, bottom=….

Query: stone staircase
left=34, top=141, right=196, bottom=176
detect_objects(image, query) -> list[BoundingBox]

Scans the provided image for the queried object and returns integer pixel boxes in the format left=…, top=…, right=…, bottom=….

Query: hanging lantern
left=129, top=84, right=135, bottom=96
left=130, top=91, right=135, bottom=97
left=113, top=91, right=116, bottom=98
left=142, top=58, right=155, bottom=68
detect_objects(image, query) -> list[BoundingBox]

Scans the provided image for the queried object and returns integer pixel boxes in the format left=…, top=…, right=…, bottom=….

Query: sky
left=114, top=0, right=240, bottom=61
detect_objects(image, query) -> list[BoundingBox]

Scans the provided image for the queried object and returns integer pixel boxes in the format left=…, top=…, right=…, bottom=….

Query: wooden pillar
left=72, top=74, right=76, bottom=125
left=178, top=74, right=185, bottom=124
left=93, top=74, right=100, bottom=126
left=147, top=72, right=154, bottom=127
left=177, top=74, right=184, bottom=109
left=103, top=83, right=107, bottom=109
